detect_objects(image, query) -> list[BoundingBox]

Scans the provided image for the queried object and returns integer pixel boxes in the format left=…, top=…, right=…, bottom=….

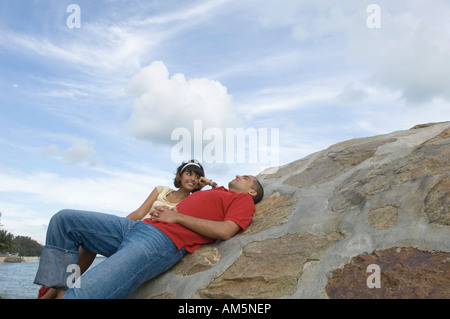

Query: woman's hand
left=199, top=176, right=217, bottom=188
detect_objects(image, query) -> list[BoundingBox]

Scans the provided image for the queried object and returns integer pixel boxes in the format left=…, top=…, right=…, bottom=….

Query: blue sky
left=1, top=0, right=449, bottom=244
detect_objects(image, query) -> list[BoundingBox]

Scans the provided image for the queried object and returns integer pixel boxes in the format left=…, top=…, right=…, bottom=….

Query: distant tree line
left=0, top=212, right=43, bottom=256
left=0, top=230, right=44, bottom=256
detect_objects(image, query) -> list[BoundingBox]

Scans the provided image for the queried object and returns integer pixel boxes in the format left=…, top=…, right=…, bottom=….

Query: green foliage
left=12, top=235, right=44, bottom=256
left=0, top=229, right=14, bottom=253
left=0, top=230, right=44, bottom=256
left=0, top=211, right=43, bottom=256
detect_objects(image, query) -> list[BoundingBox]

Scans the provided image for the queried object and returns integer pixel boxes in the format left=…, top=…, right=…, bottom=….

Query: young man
left=34, top=175, right=264, bottom=299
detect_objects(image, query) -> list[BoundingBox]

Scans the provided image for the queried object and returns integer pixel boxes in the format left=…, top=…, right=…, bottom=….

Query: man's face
left=228, top=175, right=256, bottom=193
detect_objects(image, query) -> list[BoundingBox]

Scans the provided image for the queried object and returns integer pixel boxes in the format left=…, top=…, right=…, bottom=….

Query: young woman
left=126, top=160, right=209, bottom=221
left=38, top=160, right=214, bottom=299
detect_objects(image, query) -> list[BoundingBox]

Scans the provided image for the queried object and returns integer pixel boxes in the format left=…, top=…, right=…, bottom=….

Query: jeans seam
left=44, top=244, right=79, bottom=254
left=67, top=227, right=125, bottom=240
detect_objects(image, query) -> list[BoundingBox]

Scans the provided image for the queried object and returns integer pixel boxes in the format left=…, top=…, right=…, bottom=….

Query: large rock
left=129, top=122, right=450, bottom=299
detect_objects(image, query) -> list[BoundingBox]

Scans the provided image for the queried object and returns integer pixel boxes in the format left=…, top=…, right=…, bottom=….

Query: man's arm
left=151, top=206, right=241, bottom=241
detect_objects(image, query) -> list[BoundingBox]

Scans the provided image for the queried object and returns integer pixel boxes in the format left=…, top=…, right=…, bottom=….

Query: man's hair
left=251, top=177, right=264, bottom=204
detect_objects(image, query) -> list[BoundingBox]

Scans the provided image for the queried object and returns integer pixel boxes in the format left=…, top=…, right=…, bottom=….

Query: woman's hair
left=173, top=160, right=205, bottom=192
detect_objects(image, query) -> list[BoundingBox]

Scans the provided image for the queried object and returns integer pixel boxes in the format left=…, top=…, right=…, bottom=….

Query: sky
left=0, top=0, right=449, bottom=244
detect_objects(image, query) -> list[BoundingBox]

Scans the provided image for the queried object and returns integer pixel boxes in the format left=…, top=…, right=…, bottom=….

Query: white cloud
left=370, top=11, right=450, bottom=104
left=237, top=80, right=342, bottom=120
left=0, top=201, right=50, bottom=243
left=0, top=0, right=233, bottom=79
left=0, top=19, right=156, bottom=86
left=125, top=61, right=241, bottom=144
left=0, top=167, right=167, bottom=216
left=63, top=141, right=101, bottom=167
left=133, top=0, right=231, bottom=26
left=41, top=135, right=101, bottom=167
left=336, top=83, right=370, bottom=104
left=343, top=1, right=450, bottom=104
left=251, top=0, right=450, bottom=105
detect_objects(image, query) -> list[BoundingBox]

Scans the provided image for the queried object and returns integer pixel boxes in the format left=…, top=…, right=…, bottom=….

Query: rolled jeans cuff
left=34, top=245, right=79, bottom=290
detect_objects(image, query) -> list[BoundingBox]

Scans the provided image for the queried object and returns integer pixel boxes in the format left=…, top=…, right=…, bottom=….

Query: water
left=0, top=257, right=106, bottom=299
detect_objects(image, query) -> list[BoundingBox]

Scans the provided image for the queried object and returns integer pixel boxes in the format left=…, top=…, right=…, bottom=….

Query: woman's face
left=179, top=170, right=201, bottom=191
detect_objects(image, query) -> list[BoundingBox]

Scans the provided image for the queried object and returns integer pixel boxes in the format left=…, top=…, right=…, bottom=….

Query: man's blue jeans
left=33, top=209, right=186, bottom=299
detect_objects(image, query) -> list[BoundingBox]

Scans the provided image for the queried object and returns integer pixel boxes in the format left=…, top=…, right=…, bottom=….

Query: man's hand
left=150, top=206, right=179, bottom=223
left=150, top=205, right=240, bottom=241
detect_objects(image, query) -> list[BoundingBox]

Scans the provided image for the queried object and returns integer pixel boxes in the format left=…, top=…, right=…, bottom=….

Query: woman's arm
left=126, top=187, right=159, bottom=221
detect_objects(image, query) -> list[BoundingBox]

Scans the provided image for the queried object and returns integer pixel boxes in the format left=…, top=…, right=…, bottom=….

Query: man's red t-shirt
left=142, top=187, right=255, bottom=253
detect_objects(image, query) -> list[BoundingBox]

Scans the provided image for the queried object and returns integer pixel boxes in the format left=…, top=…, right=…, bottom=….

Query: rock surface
left=129, top=122, right=450, bottom=299
left=3, top=256, right=24, bottom=263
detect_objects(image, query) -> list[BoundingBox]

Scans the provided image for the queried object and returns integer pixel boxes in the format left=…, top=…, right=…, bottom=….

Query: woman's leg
left=78, top=246, right=97, bottom=273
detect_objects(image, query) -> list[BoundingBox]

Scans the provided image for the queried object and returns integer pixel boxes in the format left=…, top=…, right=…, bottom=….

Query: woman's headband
left=180, top=162, right=202, bottom=173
